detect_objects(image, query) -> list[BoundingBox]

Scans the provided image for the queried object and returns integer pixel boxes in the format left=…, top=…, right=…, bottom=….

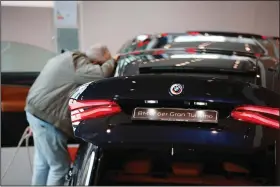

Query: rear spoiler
left=139, top=66, right=258, bottom=76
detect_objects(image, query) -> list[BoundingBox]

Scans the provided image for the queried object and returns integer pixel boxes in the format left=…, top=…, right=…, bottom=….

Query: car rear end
left=68, top=50, right=279, bottom=186
left=186, top=31, right=279, bottom=58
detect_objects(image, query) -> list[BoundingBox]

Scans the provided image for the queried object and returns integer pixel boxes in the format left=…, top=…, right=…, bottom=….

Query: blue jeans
left=26, top=112, right=70, bottom=185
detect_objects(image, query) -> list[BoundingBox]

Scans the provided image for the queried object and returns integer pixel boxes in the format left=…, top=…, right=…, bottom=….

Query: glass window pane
left=1, top=41, right=57, bottom=72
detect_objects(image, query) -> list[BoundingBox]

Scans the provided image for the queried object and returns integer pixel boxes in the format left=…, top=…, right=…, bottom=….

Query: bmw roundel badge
left=170, top=83, right=184, bottom=96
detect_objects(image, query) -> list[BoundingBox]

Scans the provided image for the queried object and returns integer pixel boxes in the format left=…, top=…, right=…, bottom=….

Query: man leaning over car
left=25, top=44, right=117, bottom=185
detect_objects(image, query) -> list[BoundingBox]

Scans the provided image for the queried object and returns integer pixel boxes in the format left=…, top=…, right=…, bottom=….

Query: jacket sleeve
left=74, top=59, right=115, bottom=84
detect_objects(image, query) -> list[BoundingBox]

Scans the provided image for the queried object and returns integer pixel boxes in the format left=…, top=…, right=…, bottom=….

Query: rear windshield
left=168, top=42, right=262, bottom=54
left=115, top=53, right=256, bottom=77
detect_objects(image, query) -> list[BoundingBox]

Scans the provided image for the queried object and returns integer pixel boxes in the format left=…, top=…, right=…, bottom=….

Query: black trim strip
left=1, top=72, right=39, bottom=86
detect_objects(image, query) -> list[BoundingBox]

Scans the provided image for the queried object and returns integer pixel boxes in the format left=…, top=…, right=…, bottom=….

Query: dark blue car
left=67, top=48, right=280, bottom=186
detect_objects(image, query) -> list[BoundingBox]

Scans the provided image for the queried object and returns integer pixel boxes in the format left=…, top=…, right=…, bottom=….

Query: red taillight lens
left=231, top=105, right=279, bottom=129
left=137, top=41, right=144, bottom=47
left=152, top=49, right=165, bottom=55
left=187, top=31, right=200, bottom=36
left=69, top=99, right=121, bottom=123
left=137, top=40, right=150, bottom=48
left=255, top=53, right=261, bottom=57
left=185, top=48, right=197, bottom=54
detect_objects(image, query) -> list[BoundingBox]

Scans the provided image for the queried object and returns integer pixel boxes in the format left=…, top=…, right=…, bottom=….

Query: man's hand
left=113, top=54, right=120, bottom=62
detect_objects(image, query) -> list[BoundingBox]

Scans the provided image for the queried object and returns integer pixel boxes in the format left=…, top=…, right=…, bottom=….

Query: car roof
left=135, top=32, right=278, bottom=40
left=130, top=33, right=267, bottom=55
left=134, top=33, right=262, bottom=46
left=119, top=47, right=259, bottom=59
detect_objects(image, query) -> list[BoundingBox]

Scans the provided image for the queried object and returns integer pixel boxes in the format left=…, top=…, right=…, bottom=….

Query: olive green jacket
left=25, top=51, right=115, bottom=137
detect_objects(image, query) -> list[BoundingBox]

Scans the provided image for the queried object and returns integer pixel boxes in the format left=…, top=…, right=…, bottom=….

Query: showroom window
left=1, top=41, right=57, bottom=72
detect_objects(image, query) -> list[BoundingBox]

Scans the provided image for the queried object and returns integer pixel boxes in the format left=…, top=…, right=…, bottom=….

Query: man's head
left=85, top=44, right=112, bottom=64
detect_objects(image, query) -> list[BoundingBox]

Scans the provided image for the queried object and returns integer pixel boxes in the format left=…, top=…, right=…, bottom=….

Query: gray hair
left=85, top=43, right=109, bottom=62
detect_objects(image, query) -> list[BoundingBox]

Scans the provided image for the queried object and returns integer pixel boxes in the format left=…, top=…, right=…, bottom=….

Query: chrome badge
left=170, top=83, right=184, bottom=96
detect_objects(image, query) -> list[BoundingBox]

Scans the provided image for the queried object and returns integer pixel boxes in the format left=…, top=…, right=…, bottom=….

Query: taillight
left=185, top=48, right=197, bottom=54
left=153, top=49, right=165, bottom=55
left=137, top=41, right=144, bottom=47
left=261, top=35, right=268, bottom=40
left=137, top=40, right=150, bottom=48
left=187, top=31, right=200, bottom=36
left=69, top=99, right=121, bottom=123
left=255, top=53, right=261, bottom=57
left=231, top=105, right=279, bottom=129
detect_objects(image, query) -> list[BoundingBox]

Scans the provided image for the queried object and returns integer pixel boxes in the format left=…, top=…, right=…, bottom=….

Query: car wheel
left=276, top=139, right=280, bottom=185
left=66, top=141, right=91, bottom=186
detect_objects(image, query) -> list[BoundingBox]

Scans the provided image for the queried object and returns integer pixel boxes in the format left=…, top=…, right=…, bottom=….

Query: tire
left=276, top=137, right=280, bottom=185
left=67, top=141, right=91, bottom=186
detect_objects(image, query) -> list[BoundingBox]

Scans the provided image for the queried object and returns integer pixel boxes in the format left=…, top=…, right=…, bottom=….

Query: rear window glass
left=170, top=42, right=262, bottom=54
left=115, top=52, right=256, bottom=77
left=148, top=35, right=265, bottom=54
left=1, top=41, right=56, bottom=72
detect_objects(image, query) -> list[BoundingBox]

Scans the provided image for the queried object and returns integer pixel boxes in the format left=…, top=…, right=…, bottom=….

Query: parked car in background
left=260, top=36, right=279, bottom=59
left=186, top=31, right=279, bottom=59
left=117, top=32, right=280, bottom=93
left=118, top=32, right=279, bottom=59
left=66, top=48, right=280, bottom=186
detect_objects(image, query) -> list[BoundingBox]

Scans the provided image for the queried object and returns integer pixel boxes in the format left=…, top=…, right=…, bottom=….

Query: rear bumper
left=70, top=140, right=277, bottom=186
left=74, top=117, right=276, bottom=154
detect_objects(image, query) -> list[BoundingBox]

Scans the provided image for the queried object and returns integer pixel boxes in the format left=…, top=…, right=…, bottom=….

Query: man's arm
left=74, top=59, right=115, bottom=84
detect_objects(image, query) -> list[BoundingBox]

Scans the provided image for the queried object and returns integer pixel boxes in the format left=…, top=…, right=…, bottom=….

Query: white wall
left=1, top=6, right=56, bottom=72
left=1, top=6, right=55, bottom=51
left=2, top=1, right=279, bottom=56
left=80, top=1, right=280, bottom=54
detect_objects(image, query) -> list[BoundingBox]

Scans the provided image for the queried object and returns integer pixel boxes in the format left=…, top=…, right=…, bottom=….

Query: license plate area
left=132, top=108, right=218, bottom=123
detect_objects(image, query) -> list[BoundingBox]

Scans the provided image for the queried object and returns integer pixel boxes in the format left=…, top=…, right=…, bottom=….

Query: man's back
left=25, top=52, right=77, bottom=136
left=24, top=44, right=116, bottom=186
